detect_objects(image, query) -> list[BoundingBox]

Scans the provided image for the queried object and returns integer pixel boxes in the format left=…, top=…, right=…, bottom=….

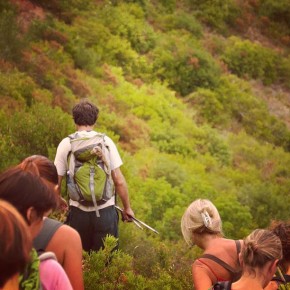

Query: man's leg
left=66, top=206, right=93, bottom=252
left=92, top=205, right=119, bottom=252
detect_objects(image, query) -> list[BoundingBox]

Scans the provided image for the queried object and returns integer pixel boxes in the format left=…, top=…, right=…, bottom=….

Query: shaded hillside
left=0, top=0, right=290, bottom=288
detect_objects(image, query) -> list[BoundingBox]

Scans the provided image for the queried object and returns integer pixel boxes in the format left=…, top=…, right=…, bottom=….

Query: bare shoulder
left=52, top=224, right=82, bottom=245
left=192, top=260, right=214, bottom=290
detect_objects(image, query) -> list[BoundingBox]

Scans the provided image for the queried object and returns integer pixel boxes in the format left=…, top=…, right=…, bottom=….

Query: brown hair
left=241, top=229, right=282, bottom=275
left=72, top=100, right=99, bottom=126
left=18, top=155, right=58, bottom=185
left=0, top=167, right=57, bottom=220
left=0, top=200, right=32, bottom=288
left=270, top=221, right=290, bottom=273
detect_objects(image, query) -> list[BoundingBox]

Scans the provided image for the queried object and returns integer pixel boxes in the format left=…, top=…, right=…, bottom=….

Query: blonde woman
left=181, top=199, right=242, bottom=290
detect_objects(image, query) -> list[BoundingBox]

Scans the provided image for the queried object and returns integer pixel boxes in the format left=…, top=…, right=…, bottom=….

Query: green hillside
left=1, top=0, right=290, bottom=288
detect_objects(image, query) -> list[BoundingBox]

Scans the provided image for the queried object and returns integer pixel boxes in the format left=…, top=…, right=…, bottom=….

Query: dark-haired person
left=18, top=155, right=84, bottom=290
left=181, top=199, right=242, bottom=290
left=214, top=229, right=282, bottom=290
left=0, top=167, right=73, bottom=290
left=265, top=221, right=290, bottom=289
left=54, top=99, right=134, bottom=252
left=0, top=200, right=32, bottom=290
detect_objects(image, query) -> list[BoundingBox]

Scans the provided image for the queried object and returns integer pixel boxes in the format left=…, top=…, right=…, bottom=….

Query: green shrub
left=96, top=3, right=156, bottom=54
left=0, top=67, right=38, bottom=106
left=30, top=0, right=92, bottom=23
left=0, top=103, right=74, bottom=168
left=215, top=196, right=253, bottom=238
left=83, top=235, right=193, bottom=290
left=222, top=37, right=283, bottom=85
left=152, top=32, right=221, bottom=96
left=156, top=11, right=203, bottom=37
left=0, top=3, right=26, bottom=61
left=188, top=75, right=290, bottom=150
left=258, top=0, right=290, bottom=30
left=185, top=0, right=239, bottom=31
left=238, top=182, right=290, bottom=228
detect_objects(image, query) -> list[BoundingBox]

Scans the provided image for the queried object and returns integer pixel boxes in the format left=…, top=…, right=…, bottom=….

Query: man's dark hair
left=72, top=100, right=99, bottom=126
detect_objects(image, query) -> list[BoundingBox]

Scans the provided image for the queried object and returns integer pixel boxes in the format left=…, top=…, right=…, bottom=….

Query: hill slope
left=1, top=0, right=290, bottom=288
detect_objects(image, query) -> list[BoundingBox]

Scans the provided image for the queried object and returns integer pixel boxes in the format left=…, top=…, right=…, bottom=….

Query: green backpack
left=67, top=132, right=114, bottom=217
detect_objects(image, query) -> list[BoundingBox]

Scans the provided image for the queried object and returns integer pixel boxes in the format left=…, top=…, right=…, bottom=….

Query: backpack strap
left=38, top=251, right=57, bottom=262
left=201, top=240, right=242, bottom=278
left=200, top=254, right=237, bottom=274
left=235, top=240, right=241, bottom=254
left=33, top=218, right=62, bottom=253
left=90, top=166, right=100, bottom=217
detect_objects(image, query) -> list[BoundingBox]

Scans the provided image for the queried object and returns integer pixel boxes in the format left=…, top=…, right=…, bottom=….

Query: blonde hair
left=181, top=199, right=222, bottom=246
left=242, top=229, right=282, bottom=274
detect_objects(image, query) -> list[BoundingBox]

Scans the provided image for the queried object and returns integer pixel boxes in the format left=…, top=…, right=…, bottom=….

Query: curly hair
left=270, top=221, right=290, bottom=273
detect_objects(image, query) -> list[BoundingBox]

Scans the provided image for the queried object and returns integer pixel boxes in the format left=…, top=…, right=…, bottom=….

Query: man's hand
left=121, top=207, right=135, bottom=222
left=58, top=196, right=68, bottom=212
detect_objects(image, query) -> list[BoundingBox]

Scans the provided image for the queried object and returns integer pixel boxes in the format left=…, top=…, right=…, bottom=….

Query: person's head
left=0, top=167, right=58, bottom=238
left=181, top=199, right=223, bottom=247
left=0, top=200, right=32, bottom=288
left=72, top=100, right=99, bottom=126
left=18, top=155, right=58, bottom=186
left=270, top=221, right=290, bottom=273
left=240, top=229, right=282, bottom=287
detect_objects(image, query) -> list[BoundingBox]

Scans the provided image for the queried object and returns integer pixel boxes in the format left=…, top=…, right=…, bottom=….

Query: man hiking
left=54, top=100, right=134, bottom=252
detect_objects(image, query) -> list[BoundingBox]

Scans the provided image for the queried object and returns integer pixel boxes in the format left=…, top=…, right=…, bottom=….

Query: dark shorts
left=66, top=205, right=119, bottom=252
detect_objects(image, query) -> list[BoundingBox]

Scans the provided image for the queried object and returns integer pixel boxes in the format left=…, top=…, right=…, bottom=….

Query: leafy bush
left=30, top=0, right=92, bottom=23
left=258, top=0, right=290, bottom=30
left=67, top=14, right=152, bottom=79
left=188, top=75, right=290, bottom=150
left=215, top=196, right=253, bottom=238
left=0, top=69, right=36, bottom=106
left=222, top=36, right=285, bottom=85
left=96, top=3, right=156, bottom=54
left=152, top=32, right=221, bottom=96
left=185, top=0, right=239, bottom=31
left=0, top=103, right=74, bottom=170
left=155, top=11, right=203, bottom=37
left=0, top=2, right=26, bottom=61
left=83, top=235, right=193, bottom=290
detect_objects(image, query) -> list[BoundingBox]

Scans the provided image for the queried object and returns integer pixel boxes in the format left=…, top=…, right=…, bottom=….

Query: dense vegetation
left=1, top=0, right=289, bottom=288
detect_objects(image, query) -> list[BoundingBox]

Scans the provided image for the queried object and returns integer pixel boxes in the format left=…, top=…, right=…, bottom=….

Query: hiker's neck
left=76, top=125, right=94, bottom=132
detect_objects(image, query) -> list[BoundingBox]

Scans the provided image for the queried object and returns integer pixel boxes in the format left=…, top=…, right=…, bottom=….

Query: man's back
left=54, top=100, right=134, bottom=252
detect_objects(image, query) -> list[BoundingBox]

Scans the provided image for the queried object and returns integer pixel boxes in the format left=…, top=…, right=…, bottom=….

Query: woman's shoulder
left=202, top=238, right=242, bottom=264
left=51, top=223, right=82, bottom=245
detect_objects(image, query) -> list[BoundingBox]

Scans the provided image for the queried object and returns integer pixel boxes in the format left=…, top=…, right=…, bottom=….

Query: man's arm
left=111, top=167, right=134, bottom=221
